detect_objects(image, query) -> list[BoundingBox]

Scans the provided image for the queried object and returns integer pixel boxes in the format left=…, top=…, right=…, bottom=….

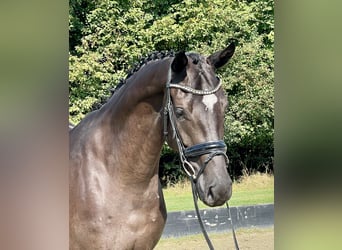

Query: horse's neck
left=104, top=58, right=171, bottom=118
left=97, top=58, right=171, bottom=186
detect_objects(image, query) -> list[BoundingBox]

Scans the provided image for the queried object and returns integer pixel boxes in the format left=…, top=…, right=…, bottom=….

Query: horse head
left=166, top=43, right=235, bottom=207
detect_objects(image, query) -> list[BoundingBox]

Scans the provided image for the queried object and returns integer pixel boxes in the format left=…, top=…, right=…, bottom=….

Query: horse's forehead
left=186, top=60, right=216, bottom=87
left=173, top=92, right=224, bottom=116
left=202, top=94, right=218, bottom=113
left=187, top=57, right=212, bottom=74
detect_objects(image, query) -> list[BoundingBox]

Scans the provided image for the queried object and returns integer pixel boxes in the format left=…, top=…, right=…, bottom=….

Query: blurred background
left=0, top=0, right=341, bottom=249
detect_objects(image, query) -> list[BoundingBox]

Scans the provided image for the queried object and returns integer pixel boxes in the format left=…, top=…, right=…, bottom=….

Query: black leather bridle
left=185, top=140, right=229, bottom=180
left=163, top=79, right=239, bottom=250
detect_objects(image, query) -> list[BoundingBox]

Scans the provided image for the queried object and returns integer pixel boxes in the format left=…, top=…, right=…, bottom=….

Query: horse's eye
left=175, top=107, right=184, bottom=119
left=216, top=76, right=220, bottom=81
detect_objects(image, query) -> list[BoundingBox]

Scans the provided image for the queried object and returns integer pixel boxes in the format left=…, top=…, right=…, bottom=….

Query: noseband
left=163, top=78, right=239, bottom=250
left=163, top=81, right=229, bottom=181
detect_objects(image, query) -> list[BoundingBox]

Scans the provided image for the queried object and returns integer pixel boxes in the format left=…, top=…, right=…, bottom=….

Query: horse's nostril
left=207, top=185, right=215, bottom=202
left=204, top=182, right=231, bottom=207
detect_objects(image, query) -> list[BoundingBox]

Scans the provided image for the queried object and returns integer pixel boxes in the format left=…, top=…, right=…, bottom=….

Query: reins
left=163, top=79, right=240, bottom=250
left=190, top=178, right=240, bottom=250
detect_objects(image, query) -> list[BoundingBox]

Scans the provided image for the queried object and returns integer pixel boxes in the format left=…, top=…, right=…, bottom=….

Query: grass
left=156, top=227, right=274, bottom=250
left=163, top=172, right=274, bottom=212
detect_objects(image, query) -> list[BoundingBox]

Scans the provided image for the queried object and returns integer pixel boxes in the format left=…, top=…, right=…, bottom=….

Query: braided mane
left=91, top=50, right=176, bottom=111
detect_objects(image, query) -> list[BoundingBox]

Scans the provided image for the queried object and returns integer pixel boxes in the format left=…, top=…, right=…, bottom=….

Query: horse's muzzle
left=204, top=177, right=232, bottom=206
left=184, top=140, right=232, bottom=206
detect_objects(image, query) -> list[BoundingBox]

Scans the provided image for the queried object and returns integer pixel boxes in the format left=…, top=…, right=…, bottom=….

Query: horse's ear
left=208, top=42, right=235, bottom=69
left=171, top=51, right=188, bottom=73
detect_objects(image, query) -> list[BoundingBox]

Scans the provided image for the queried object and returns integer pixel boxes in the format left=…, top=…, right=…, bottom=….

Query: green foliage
left=69, top=0, right=274, bottom=180
left=69, top=0, right=99, bottom=53
left=224, top=34, right=274, bottom=176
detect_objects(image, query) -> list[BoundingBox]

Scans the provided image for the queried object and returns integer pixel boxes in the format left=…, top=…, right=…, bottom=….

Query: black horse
left=69, top=43, right=235, bottom=249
